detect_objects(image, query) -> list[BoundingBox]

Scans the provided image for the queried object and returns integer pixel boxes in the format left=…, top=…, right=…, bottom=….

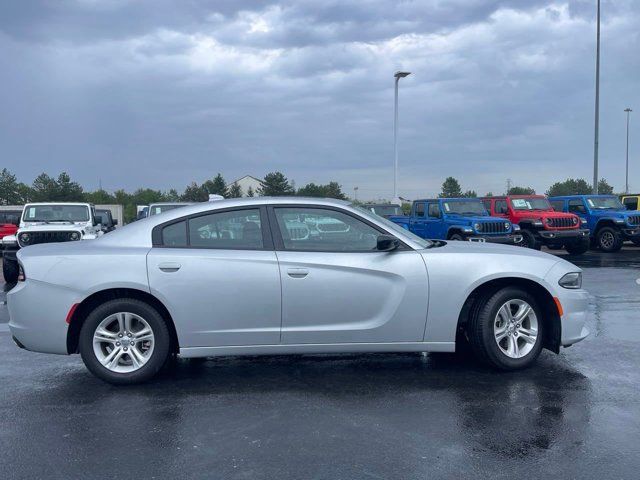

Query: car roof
left=415, top=198, right=482, bottom=202
left=24, top=202, right=91, bottom=206
left=548, top=194, right=617, bottom=200
left=481, top=195, right=546, bottom=200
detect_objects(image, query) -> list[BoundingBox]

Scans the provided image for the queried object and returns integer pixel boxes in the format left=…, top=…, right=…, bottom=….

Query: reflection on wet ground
left=0, top=250, right=639, bottom=478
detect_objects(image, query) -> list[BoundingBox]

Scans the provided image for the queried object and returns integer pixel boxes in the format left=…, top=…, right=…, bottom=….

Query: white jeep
left=1, top=202, right=103, bottom=283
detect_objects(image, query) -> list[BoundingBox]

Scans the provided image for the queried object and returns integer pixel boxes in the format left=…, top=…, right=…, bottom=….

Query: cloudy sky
left=1, top=0, right=638, bottom=199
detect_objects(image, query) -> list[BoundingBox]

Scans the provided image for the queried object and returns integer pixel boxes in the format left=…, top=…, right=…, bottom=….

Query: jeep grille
left=18, top=231, right=81, bottom=247
left=478, top=222, right=508, bottom=234
left=548, top=217, right=575, bottom=229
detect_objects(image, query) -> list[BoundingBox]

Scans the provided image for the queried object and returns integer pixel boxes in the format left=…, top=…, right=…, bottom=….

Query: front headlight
left=572, top=217, right=579, bottom=225
left=559, top=272, right=582, bottom=289
left=69, top=231, right=80, bottom=241
left=504, top=222, right=510, bottom=230
left=474, top=223, right=481, bottom=232
left=19, top=233, right=31, bottom=245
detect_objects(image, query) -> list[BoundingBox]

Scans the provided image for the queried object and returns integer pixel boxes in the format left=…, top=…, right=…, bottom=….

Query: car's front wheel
left=79, top=298, right=171, bottom=385
left=519, top=230, right=542, bottom=250
left=565, top=236, right=590, bottom=255
left=468, top=287, right=543, bottom=370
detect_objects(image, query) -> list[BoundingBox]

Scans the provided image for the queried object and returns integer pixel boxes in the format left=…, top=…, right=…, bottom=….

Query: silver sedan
left=7, top=197, right=589, bottom=384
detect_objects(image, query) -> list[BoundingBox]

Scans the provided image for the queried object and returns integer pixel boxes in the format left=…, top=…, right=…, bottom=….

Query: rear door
left=409, top=202, right=427, bottom=238
left=147, top=206, right=282, bottom=348
left=270, top=205, right=429, bottom=345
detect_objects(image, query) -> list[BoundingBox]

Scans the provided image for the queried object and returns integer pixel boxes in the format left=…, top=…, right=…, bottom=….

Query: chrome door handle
left=287, top=268, right=309, bottom=278
left=158, top=262, right=181, bottom=273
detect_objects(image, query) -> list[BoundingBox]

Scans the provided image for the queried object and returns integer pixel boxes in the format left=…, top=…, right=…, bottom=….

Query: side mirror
left=377, top=234, right=400, bottom=252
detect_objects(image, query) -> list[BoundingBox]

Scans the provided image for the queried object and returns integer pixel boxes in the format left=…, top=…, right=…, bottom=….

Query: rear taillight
left=18, top=263, right=25, bottom=282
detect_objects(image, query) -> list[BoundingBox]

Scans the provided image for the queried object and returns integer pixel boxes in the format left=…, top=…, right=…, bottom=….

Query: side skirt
left=179, top=341, right=455, bottom=358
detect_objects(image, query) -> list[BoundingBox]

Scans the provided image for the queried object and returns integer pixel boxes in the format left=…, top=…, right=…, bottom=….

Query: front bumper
left=557, top=288, right=590, bottom=346
left=539, top=228, right=589, bottom=240
left=468, top=234, right=523, bottom=245
left=622, top=227, right=640, bottom=238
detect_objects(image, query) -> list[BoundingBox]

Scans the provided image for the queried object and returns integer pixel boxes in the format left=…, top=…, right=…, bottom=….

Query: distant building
left=229, top=175, right=264, bottom=196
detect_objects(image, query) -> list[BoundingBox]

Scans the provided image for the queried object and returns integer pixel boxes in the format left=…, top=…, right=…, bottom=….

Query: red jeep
left=482, top=195, right=590, bottom=254
left=0, top=209, right=20, bottom=240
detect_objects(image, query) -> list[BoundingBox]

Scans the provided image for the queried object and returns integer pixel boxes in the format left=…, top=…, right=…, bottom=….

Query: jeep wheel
left=2, top=257, right=19, bottom=283
left=597, top=227, right=623, bottom=252
left=519, top=230, right=542, bottom=250
left=565, top=237, right=590, bottom=255
left=449, top=233, right=465, bottom=241
left=467, top=287, right=543, bottom=370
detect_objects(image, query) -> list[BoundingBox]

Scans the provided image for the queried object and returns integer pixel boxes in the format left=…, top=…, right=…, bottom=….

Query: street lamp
left=393, top=71, right=411, bottom=204
left=592, top=0, right=601, bottom=194
left=625, top=108, right=633, bottom=194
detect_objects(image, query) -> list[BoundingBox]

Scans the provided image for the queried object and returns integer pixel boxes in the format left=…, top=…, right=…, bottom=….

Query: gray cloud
left=1, top=0, right=639, bottom=198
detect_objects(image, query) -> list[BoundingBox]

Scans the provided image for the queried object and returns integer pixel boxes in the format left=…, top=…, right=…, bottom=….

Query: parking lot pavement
left=1, top=250, right=639, bottom=479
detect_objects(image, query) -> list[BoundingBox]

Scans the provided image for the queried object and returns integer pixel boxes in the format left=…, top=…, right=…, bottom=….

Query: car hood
left=425, top=238, right=562, bottom=259
left=19, top=223, right=86, bottom=232
left=448, top=215, right=507, bottom=224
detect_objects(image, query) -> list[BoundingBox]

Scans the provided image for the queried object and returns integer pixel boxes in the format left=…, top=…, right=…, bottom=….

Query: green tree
left=297, top=181, right=347, bottom=199
left=31, top=173, right=58, bottom=201
left=461, top=190, right=477, bottom=198
left=484, top=192, right=494, bottom=197
left=227, top=183, right=243, bottom=198
left=439, top=177, right=463, bottom=198
left=247, top=186, right=255, bottom=197
left=181, top=182, right=207, bottom=202
left=84, top=189, right=115, bottom=204
left=597, top=178, right=614, bottom=194
left=166, top=189, right=180, bottom=202
left=55, top=172, right=84, bottom=201
left=258, top=171, right=295, bottom=196
left=202, top=173, right=228, bottom=197
left=546, top=178, right=592, bottom=196
left=507, top=186, right=536, bottom=195
left=0, top=168, right=30, bottom=204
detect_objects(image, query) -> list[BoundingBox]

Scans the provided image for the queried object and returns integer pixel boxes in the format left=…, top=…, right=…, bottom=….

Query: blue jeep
left=389, top=198, right=522, bottom=244
left=549, top=195, right=640, bottom=252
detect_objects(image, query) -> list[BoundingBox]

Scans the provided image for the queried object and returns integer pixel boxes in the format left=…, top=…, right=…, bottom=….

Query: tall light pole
left=393, top=71, right=411, bottom=203
left=592, top=0, right=601, bottom=194
left=625, top=108, right=632, bottom=194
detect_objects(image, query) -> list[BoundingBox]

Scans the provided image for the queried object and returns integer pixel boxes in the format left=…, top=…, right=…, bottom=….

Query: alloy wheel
left=493, top=299, right=538, bottom=359
left=92, top=312, right=155, bottom=373
left=600, top=231, right=614, bottom=249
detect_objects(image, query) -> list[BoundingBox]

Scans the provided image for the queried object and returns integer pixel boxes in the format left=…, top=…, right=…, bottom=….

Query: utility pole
left=393, top=71, right=411, bottom=204
left=592, top=0, right=601, bottom=194
left=353, top=186, right=358, bottom=202
left=625, top=108, right=632, bottom=194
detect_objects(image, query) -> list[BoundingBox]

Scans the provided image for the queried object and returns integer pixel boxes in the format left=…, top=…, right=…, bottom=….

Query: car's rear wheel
left=79, top=298, right=170, bottom=385
left=565, top=236, right=590, bottom=255
left=2, top=257, right=19, bottom=283
left=468, top=287, right=543, bottom=370
left=596, top=227, right=623, bottom=252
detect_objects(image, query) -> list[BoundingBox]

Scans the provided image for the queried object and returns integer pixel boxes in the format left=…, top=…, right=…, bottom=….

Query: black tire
left=79, top=298, right=171, bottom=385
left=546, top=245, right=564, bottom=251
left=565, top=236, right=590, bottom=255
left=632, top=238, right=640, bottom=247
left=2, top=257, right=19, bottom=283
left=596, top=227, right=623, bottom=252
left=467, top=287, right=544, bottom=370
left=449, top=233, right=465, bottom=241
left=519, top=229, right=542, bottom=250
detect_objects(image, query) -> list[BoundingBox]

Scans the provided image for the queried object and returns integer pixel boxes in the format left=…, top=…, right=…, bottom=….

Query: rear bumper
left=7, top=279, right=76, bottom=355
left=468, top=234, right=523, bottom=245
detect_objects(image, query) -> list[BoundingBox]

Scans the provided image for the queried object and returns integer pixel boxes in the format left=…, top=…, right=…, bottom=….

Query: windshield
left=149, top=204, right=187, bottom=216
left=441, top=200, right=487, bottom=216
left=367, top=205, right=401, bottom=217
left=354, top=205, right=432, bottom=249
left=22, top=205, right=90, bottom=223
left=510, top=197, right=551, bottom=211
left=586, top=196, right=624, bottom=210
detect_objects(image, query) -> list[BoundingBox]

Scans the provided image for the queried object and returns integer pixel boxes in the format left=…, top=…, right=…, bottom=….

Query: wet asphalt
left=0, top=247, right=639, bottom=479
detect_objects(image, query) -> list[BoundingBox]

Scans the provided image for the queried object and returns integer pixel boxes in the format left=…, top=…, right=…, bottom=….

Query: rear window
left=162, top=221, right=187, bottom=247
left=0, top=211, right=21, bottom=225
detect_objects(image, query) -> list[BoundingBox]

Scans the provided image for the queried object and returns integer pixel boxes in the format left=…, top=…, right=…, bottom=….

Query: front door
left=270, top=206, right=429, bottom=345
left=147, top=207, right=281, bottom=348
